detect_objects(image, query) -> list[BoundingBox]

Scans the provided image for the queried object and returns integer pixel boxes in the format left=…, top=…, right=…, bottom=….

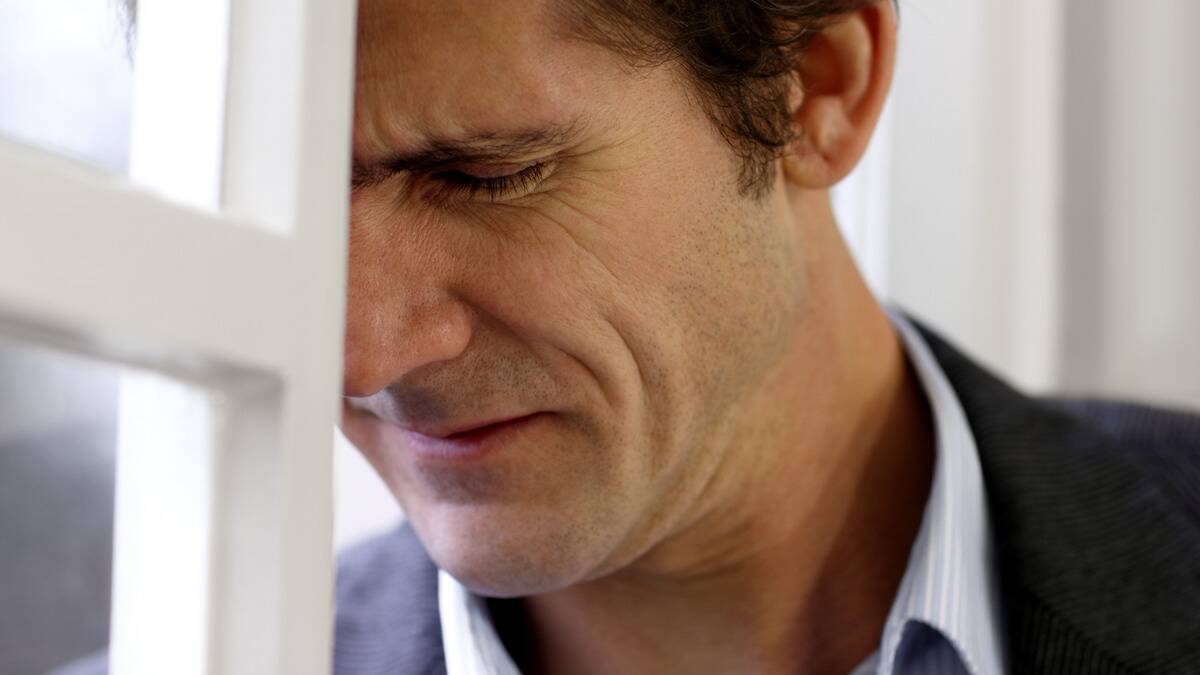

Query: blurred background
left=1, top=0, right=1197, bottom=672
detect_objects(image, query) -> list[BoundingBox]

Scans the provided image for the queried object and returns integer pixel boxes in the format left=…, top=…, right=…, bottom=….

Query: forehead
left=353, top=0, right=597, bottom=157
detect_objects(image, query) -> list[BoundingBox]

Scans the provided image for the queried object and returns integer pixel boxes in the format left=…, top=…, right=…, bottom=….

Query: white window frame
left=0, top=0, right=357, bottom=672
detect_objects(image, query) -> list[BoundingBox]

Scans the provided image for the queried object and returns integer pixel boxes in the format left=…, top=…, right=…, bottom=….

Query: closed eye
left=427, top=161, right=550, bottom=203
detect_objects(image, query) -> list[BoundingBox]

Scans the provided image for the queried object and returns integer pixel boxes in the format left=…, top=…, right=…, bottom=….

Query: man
left=68, top=1, right=1200, bottom=674
left=335, top=1, right=1200, bottom=673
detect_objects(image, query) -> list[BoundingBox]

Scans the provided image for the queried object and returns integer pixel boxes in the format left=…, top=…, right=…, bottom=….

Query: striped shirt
left=438, top=311, right=1007, bottom=675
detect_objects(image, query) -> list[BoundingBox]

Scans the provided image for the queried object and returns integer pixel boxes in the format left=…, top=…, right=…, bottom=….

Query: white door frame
left=0, top=0, right=357, bottom=672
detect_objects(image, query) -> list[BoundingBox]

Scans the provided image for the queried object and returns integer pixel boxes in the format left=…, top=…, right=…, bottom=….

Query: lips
left=422, top=415, right=534, bottom=440
left=400, top=412, right=546, bottom=461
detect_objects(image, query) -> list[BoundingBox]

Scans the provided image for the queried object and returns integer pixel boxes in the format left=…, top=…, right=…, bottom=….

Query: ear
left=780, top=1, right=897, bottom=189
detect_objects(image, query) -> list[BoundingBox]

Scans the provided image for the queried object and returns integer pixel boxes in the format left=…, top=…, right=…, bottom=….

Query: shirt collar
left=439, top=568, right=522, bottom=675
left=438, top=310, right=1007, bottom=675
left=880, top=308, right=1007, bottom=675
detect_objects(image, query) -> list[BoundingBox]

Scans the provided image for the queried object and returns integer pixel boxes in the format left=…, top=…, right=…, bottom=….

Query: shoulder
left=46, top=653, right=108, bottom=675
left=336, top=521, right=437, bottom=607
left=1049, top=397, right=1200, bottom=462
left=1046, top=398, right=1200, bottom=517
left=334, top=523, right=446, bottom=675
left=912, top=316, right=1200, bottom=501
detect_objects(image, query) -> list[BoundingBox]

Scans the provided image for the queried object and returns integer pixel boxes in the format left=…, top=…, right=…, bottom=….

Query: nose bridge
left=342, top=226, right=473, bottom=398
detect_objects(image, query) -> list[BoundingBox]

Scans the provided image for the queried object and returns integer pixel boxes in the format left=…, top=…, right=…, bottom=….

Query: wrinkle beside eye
left=533, top=193, right=626, bottom=286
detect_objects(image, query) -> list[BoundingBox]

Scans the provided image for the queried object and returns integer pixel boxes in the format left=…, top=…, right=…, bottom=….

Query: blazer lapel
left=915, top=319, right=1200, bottom=675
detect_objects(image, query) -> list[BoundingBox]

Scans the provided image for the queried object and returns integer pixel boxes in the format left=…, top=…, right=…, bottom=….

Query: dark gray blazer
left=60, top=322, right=1200, bottom=674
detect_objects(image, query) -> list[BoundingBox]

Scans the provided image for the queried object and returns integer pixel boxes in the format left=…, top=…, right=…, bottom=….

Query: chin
left=409, top=499, right=616, bottom=598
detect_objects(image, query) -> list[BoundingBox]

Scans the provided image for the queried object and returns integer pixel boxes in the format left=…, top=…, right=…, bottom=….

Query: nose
left=341, top=235, right=475, bottom=398
left=342, top=292, right=474, bottom=397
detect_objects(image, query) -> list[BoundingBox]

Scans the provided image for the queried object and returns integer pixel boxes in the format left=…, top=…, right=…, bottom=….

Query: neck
left=494, top=198, right=935, bottom=675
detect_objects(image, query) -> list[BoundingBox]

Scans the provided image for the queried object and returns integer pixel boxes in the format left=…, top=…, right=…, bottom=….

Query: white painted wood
left=110, top=372, right=219, bottom=675
left=129, top=0, right=230, bottom=209
left=0, top=140, right=297, bottom=375
left=0, top=0, right=356, bottom=672
left=210, top=0, right=357, bottom=673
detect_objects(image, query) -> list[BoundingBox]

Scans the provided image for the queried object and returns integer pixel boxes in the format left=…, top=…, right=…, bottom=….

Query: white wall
left=879, top=0, right=1063, bottom=391
left=877, top=0, right=1199, bottom=409
left=1060, top=0, right=1200, bottom=408
left=334, top=429, right=402, bottom=549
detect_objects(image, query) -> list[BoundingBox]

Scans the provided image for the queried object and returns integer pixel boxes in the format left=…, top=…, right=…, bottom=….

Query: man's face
left=341, top=0, right=808, bottom=596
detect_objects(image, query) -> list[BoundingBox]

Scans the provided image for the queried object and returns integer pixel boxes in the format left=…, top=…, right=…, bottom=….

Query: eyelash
left=427, top=162, right=549, bottom=203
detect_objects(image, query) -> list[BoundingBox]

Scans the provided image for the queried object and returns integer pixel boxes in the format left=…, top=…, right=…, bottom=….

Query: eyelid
left=446, top=160, right=541, bottom=179
left=423, top=159, right=555, bottom=204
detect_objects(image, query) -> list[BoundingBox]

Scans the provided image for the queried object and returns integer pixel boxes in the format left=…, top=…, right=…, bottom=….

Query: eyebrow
left=351, top=120, right=584, bottom=188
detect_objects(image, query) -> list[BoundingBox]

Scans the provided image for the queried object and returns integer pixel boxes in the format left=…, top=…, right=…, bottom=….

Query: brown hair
left=558, top=0, right=877, bottom=195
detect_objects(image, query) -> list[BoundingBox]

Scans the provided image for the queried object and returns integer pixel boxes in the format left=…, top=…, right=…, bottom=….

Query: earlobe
left=780, top=1, right=896, bottom=190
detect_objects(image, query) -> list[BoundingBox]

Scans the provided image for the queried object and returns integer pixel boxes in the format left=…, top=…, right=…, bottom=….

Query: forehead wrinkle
left=353, top=81, right=580, bottom=166
left=353, top=0, right=591, bottom=163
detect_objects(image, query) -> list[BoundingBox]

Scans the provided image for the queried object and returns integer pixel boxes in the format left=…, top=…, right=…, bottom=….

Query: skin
left=340, top=1, right=933, bottom=674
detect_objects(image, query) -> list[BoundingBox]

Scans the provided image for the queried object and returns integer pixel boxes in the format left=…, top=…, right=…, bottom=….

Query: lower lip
left=401, top=413, right=546, bottom=462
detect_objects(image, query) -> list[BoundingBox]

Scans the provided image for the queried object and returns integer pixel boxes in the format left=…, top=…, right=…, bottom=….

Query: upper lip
left=409, top=413, right=535, bottom=439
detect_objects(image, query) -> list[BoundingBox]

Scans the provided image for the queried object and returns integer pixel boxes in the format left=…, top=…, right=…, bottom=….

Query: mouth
left=400, top=412, right=547, bottom=461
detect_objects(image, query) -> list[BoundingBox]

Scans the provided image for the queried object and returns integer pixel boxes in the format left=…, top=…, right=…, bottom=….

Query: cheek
left=592, top=191, right=804, bottom=492
left=508, top=180, right=798, bottom=479
left=454, top=201, right=643, bottom=380
left=444, top=198, right=677, bottom=472
left=572, top=175, right=798, bottom=383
